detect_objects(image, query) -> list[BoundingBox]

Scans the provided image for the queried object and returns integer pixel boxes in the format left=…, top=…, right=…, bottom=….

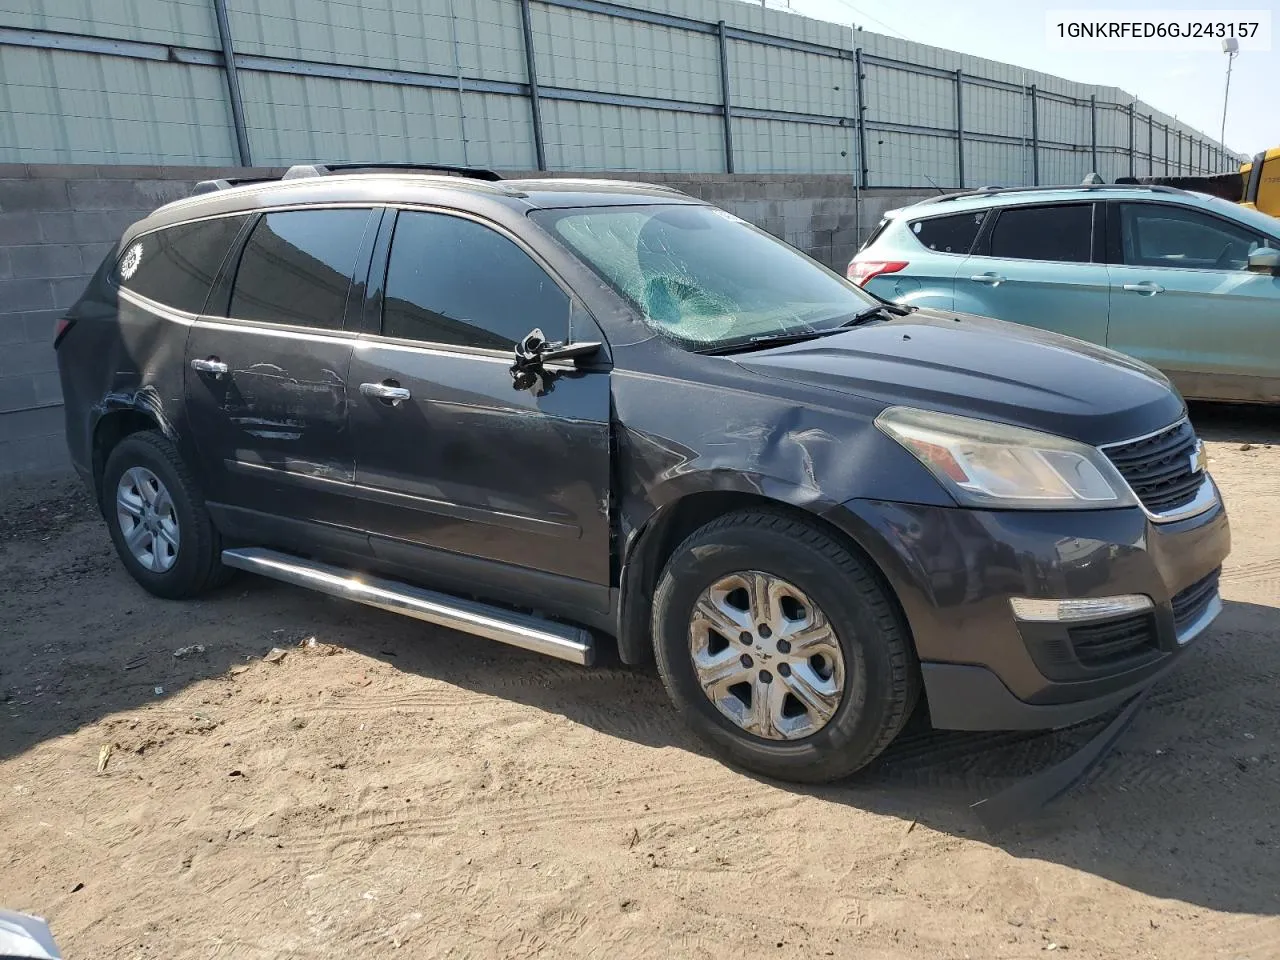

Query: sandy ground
left=2, top=403, right=1279, bottom=960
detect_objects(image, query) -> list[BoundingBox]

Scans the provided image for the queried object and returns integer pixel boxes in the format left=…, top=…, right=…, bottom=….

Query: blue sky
left=777, top=0, right=1276, bottom=156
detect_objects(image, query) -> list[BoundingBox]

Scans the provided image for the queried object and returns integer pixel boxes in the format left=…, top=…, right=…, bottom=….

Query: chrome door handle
left=1122, top=282, right=1165, bottom=295
left=360, top=381, right=411, bottom=405
left=970, top=273, right=1006, bottom=285
left=190, top=357, right=229, bottom=377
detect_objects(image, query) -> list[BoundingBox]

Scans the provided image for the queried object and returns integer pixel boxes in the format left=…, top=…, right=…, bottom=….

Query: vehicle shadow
left=1189, top=400, right=1280, bottom=445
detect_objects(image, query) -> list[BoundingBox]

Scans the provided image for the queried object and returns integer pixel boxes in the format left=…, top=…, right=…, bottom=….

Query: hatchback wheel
left=653, top=509, right=919, bottom=783
left=101, top=431, right=231, bottom=599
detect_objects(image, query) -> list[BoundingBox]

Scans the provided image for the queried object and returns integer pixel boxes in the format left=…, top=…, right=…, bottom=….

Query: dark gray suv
left=55, top=163, right=1230, bottom=783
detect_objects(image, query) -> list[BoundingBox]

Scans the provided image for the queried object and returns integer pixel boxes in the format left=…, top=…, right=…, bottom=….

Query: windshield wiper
left=838, top=302, right=917, bottom=327
left=695, top=328, right=847, bottom=356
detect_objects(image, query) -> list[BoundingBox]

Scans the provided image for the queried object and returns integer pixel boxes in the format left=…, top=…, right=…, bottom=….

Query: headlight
left=875, top=406, right=1138, bottom=510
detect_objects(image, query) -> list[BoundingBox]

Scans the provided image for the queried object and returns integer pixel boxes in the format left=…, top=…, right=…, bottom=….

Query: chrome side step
left=220, top=546, right=595, bottom=666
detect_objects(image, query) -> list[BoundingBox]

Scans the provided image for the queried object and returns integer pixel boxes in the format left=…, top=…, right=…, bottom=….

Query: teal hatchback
left=849, top=185, right=1280, bottom=403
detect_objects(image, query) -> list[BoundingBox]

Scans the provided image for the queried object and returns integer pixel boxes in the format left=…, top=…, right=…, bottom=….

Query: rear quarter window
left=908, top=211, right=986, bottom=254
left=116, top=215, right=249, bottom=314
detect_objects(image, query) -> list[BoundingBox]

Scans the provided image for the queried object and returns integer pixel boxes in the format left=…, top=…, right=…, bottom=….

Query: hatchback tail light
left=847, top=260, right=908, bottom=287
left=54, top=317, right=74, bottom=347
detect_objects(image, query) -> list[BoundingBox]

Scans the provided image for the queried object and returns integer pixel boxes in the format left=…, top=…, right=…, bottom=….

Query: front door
left=954, top=201, right=1111, bottom=345
left=347, top=209, right=613, bottom=617
left=1105, top=200, right=1280, bottom=402
left=185, top=207, right=380, bottom=549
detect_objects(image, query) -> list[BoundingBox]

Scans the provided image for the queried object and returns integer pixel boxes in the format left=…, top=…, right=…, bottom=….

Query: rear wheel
left=101, top=431, right=230, bottom=599
left=652, top=509, right=918, bottom=783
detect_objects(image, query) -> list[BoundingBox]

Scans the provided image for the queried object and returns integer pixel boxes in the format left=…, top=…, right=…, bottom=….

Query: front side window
left=117, top=215, right=248, bottom=313
left=531, top=204, right=879, bottom=350
left=1120, top=203, right=1264, bottom=271
left=910, top=211, right=985, bottom=254
left=229, top=209, right=374, bottom=329
left=987, top=204, right=1093, bottom=263
left=382, top=211, right=570, bottom=350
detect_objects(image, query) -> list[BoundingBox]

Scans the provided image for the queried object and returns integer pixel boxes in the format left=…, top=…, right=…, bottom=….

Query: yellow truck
left=1240, top=148, right=1280, bottom=214
left=1124, top=148, right=1280, bottom=217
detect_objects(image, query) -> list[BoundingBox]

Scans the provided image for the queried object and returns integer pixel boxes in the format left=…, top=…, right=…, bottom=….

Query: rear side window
left=229, top=209, right=374, bottom=330
left=987, top=204, right=1093, bottom=263
left=909, top=211, right=985, bottom=254
left=117, top=215, right=248, bottom=314
left=382, top=211, right=570, bottom=350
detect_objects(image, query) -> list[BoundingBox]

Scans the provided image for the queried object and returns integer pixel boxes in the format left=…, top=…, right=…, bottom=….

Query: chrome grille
left=1103, top=419, right=1203, bottom=516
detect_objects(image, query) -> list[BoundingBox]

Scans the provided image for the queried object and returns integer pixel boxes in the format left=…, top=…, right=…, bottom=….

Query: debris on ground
left=263, top=647, right=288, bottom=664
left=97, top=744, right=111, bottom=773
left=1240, top=443, right=1253, bottom=451
left=153, top=686, right=164, bottom=696
left=124, top=655, right=148, bottom=671
left=299, top=636, right=340, bottom=656
left=173, top=644, right=206, bottom=660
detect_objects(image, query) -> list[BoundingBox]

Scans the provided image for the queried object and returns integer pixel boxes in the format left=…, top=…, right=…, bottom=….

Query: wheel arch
left=615, top=487, right=913, bottom=667
left=90, top=394, right=175, bottom=500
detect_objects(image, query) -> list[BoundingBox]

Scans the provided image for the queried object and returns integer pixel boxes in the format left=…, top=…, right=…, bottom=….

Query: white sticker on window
left=119, top=242, right=143, bottom=281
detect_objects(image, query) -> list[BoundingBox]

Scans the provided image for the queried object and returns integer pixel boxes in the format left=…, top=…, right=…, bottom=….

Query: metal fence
left=0, top=0, right=1240, bottom=185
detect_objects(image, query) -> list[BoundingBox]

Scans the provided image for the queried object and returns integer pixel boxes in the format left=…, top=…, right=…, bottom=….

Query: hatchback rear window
left=116, top=215, right=248, bottom=314
left=909, top=211, right=985, bottom=254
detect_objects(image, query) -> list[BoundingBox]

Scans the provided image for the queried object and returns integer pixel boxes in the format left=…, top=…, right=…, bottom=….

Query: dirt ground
left=2, top=404, right=1278, bottom=960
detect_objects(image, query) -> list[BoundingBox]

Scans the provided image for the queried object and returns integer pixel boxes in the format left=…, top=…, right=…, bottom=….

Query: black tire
left=652, top=509, right=919, bottom=783
left=100, top=431, right=231, bottom=599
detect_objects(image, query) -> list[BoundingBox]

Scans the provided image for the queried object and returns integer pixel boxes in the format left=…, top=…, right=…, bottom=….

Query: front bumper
left=829, top=484, right=1230, bottom=731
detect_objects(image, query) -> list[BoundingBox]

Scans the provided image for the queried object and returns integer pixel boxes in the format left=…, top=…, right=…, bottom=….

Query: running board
left=220, top=547, right=595, bottom=666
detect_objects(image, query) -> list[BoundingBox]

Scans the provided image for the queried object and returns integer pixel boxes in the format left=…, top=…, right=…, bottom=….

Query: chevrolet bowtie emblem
left=1191, top=441, right=1208, bottom=475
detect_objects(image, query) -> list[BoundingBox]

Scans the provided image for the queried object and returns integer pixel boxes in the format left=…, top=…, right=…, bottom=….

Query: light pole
left=1220, top=37, right=1239, bottom=162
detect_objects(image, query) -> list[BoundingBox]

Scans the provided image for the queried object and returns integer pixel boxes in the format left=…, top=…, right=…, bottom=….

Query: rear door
left=185, top=206, right=380, bottom=551
left=954, top=202, right=1110, bottom=345
left=1105, top=200, right=1280, bottom=401
left=347, top=208, right=613, bottom=617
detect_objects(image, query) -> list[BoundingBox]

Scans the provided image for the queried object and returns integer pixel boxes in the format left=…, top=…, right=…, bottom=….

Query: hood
left=731, top=309, right=1185, bottom=446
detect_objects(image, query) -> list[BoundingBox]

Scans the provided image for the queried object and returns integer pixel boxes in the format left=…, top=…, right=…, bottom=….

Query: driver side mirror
left=510, top=328, right=603, bottom=390
left=1247, top=247, right=1280, bottom=275
left=513, top=328, right=602, bottom=367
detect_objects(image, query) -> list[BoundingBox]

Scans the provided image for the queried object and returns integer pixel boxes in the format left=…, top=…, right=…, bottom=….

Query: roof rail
left=283, top=161, right=503, bottom=182
left=191, top=175, right=279, bottom=196
left=922, top=183, right=1192, bottom=204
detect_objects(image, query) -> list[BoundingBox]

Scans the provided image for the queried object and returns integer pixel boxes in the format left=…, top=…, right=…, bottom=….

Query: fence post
left=1029, top=84, right=1039, bottom=186
left=1164, top=123, right=1169, bottom=176
left=1089, top=94, right=1098, bottom=174
left=518, top=0, right=547, bottom=171
left=954, top=69, right=964, bottom=188
left=716, top=20, right=735, bottom=174
left=854, top=47, right=868, bottom=189
left=212, top=0, right=251, bottom=166
left=1131, top=103, right=1141, bottom=180
left=1152, top=114, right=1162, bottom=179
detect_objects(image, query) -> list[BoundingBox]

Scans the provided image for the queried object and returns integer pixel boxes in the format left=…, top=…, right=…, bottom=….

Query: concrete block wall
left=0, top=163, right=929, bottom=476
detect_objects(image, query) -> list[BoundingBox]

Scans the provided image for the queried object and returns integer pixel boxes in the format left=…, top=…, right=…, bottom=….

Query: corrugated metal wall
left=0, top=0, right=1241, bottom=183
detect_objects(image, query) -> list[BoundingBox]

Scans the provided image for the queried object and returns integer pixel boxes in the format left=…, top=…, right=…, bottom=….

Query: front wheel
left=652, top=509, right=919, bottom=783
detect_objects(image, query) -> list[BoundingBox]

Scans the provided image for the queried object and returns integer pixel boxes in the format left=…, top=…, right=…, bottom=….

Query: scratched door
left=184, top=208, right=377, bottom=542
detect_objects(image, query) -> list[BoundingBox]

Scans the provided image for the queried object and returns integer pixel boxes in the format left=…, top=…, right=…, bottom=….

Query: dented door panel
left=184, top=320, right=361, bottom=530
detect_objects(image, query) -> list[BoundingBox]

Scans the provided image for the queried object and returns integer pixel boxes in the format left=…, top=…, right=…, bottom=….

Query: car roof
left=889, top=184, right=1229, bottom=217
left=885, top=183, right=1280, bottom=238
left=143, top=170, right=700, bottom=230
